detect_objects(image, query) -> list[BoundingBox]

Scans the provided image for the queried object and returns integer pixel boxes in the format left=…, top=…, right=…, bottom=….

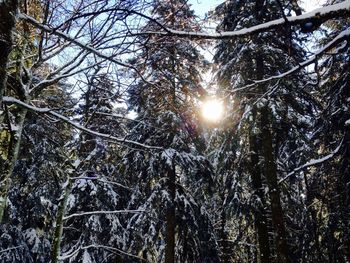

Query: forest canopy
left=0, top=0, right=350, bottom=262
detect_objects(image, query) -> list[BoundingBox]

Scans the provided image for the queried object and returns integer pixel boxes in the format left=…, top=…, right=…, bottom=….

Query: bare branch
left=3, top=96, right=163, bottom=150
left=18, top=13, right=153, bottom=86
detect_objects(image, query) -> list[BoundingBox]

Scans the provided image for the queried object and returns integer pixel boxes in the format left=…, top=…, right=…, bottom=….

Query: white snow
left=24, top=229, right=40, bottom=252
left=161, top=148, right=177, bottom=166
left=72, top=159, right=81, bottom=168
left=67, top=194, right=76, bottom=210
left=2, top=96, right=162, bottom=150
left=82, top=250, right=93, bottom=263
left=303, top=0, right=326, bottom=12
left=279, top=138, right=344, bottom=183
left=145, top=1, right=350, bottom=39
left=63, top=209, right=144, bottom=221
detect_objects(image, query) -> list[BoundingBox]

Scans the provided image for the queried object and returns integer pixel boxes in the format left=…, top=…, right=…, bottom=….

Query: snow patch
left=24, top=228, right=40, bottom=252
left=82, top=250, right=93, bottom=263
left=73, top=159, right=81, bottom=168
left=161, top=148, right=176, bottom=166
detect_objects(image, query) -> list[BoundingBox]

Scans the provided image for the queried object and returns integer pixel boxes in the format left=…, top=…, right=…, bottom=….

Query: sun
left=201, top=99, right=224, bottom=123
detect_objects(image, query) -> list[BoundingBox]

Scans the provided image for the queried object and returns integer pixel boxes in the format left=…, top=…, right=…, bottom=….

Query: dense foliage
left=0, top=0, right=349, bottom=262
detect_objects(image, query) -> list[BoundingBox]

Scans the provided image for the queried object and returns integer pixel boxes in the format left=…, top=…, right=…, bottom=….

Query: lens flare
left=201, top=99, right=224, bottom=122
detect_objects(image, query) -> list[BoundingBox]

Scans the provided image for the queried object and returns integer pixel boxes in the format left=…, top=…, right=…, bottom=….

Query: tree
left=309, top=5, right=350, bottom=260
left=52, top=67, right=137, bottom=262
left=212, top=0, right=317, bottom=262
left=0, top=0, right=44, bottom=223
left=0, top=0, right=159, bottom=260
left=124, top=1, right=219, bottom=262
left=0, top=0, right=350, bottom=262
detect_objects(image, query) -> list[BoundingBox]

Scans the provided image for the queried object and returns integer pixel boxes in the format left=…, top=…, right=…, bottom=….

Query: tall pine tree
left=124, top=0, right=219, bottom=262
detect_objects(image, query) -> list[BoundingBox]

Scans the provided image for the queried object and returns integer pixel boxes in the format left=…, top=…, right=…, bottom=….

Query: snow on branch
left=63, top=209, right=145, bottom=221
left=2, top=96, right=163, bottom=150
left=279, top=138, right=344, bottom=184
left=69, top=176, right=132, bottom=191
left=141, top=1, right=350, bottom=39
left=58, top=244, right=146, bottom=261
left=230, top=28, right=350, bottom=93
left=0, top=245, right=23, bottom=255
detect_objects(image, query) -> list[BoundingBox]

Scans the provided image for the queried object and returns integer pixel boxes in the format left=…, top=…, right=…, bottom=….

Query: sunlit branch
left=140, top=2, right=350, bottom=39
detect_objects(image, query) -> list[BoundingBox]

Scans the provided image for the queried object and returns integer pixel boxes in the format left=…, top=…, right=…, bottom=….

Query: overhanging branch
left=230, top=28, right=350, bottom=93
left=279, top=138, right=344, bottom=184
left=3, top=96, right=163, bottom=151
left=140, top=1, right=350, bottom=39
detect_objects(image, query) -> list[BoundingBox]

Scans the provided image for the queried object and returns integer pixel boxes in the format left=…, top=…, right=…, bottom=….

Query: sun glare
left=201, top=99, right=224, bottom=123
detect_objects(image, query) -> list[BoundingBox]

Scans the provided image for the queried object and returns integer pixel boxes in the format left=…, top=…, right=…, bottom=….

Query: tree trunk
left=248, top=116, right=271, bottom=263
left=52, top=178, right=72, bottom=263
left=165, top=163, right=176, bottom=263
left=0, top=0, right=18, bottom=108
left=165, top=2, right=177, bottom=261
left=339, top=132, right=350, bottom=262
left=251, top=2, right=273, bottom=259
left=260, top=104, right=290, bottom=263
left=253, top=1, right=289, bottom=259
left=0, top=107, right=27, bottom=222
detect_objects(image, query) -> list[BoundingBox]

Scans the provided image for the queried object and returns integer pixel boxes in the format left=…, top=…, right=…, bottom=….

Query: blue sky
left=188, top=0, right=225, bottom=18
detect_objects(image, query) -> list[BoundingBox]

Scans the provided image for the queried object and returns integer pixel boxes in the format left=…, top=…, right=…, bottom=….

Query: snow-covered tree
left=55, top=68, right=134, bottom=262
left=212, top=0, right=317, bottom=262
left=0, top=0, right=349, bottom=262
left=308, top=5, right=350, bottom=261
left=124, top=1, right=219, bottom=262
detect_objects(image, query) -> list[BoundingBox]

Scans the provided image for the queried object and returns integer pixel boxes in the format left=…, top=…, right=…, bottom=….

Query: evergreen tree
left=1, top=80, right=74, bottom=262
left=124, top=1, right=219, bottom=262
left=212, top=0, right=316, bottom=262
left=56, top=67, right=133, bottom=262
left=310, top=7, right=350, bottom=261
left=1, top=1, right=349, bottom=262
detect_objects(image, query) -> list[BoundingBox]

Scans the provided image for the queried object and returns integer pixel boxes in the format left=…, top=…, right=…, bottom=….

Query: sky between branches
left=189, top=0, right=327, bottom=18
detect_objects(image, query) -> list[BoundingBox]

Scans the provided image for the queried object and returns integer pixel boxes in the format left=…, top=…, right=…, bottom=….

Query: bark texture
left=0, top=108, right=27, bottom=222
left=261, top=104, right=290, bottom=263
left=249, top=123, right=271, bottom=263
left=254, top=0, right=290, bottom=261
left=51, top=179, right=72, bottom=263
